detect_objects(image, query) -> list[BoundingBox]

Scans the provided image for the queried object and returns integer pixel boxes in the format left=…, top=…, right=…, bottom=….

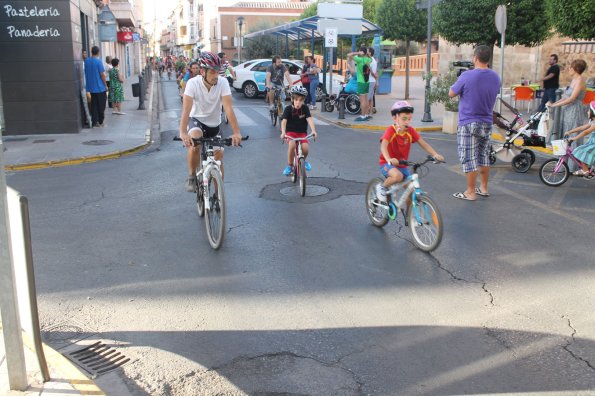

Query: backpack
left=362, top=61, right=370, bottom=82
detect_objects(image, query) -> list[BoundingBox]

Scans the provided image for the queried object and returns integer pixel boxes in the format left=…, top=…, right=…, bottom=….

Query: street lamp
left=236, top=16, right=244, bottom=65
left=416, top=0, right=443, bottom=123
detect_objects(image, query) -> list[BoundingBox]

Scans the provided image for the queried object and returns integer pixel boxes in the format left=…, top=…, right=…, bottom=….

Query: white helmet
left=290, top=85, right=308, bottom=97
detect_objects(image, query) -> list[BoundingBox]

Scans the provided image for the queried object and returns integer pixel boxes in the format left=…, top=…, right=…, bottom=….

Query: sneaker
left=283, top=165, right=292, bottom=176
left=375, top=184, right=387, bottom=202
left=355, top=116, right=366, bottom=121
left=269, top=104, right=275, bottom=111
left=365, top=115, right=372, bottom=120
left=304, top=161, right=312, bottom=171
left=185, top=175, right=198, bottom=192
left=310, top=105, right=317, bottom=111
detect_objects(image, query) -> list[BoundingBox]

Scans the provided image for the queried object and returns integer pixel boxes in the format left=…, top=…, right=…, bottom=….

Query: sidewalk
left=0, top=325, right=105, bottom=395
left=314, top=75, right=445, bottom=132
left=2, top=71, right=156, bottom=171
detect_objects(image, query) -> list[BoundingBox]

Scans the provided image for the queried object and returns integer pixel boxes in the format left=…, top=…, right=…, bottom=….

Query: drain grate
left=33, top=139, right=55, bottom=143
left=66, top=341, right=130, bottom=377
left=82, top=139, right=114, bottom=146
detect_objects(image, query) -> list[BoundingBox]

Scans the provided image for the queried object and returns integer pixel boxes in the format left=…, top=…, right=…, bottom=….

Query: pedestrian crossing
left=231, top=105, right=330, bottom=127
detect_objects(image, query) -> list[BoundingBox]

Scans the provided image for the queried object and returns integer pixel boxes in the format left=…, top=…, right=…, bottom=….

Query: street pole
left=421, top=0, right=433, bottom=122
left=0, top=80, right=28, bottom=391
left=236, top=17, right=244, bottom=65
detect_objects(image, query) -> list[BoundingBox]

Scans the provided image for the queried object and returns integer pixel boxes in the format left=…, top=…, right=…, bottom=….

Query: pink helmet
left=391, top=100, right=414, bottom=115
left=199, top=51, right=222, bottom=71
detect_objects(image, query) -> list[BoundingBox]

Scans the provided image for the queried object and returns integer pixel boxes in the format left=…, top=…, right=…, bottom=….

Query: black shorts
left=187, top=118, right=220, bottom=138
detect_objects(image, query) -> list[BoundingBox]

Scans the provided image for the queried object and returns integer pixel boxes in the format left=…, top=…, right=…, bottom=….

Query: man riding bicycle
left=266, top=55, right=293, bottom=111
left=179, top=52, right=242, bottom=192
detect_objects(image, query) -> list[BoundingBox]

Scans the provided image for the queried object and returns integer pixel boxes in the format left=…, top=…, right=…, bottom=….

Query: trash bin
left=453, top=61, right=473, bottom=76
left=132, top=83, right=140, bottom=97
left=377, top=68, right=393, bottom=94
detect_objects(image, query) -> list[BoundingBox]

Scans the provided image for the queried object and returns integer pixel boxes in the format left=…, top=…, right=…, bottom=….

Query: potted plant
left=424, top=67, right=460, bottom=134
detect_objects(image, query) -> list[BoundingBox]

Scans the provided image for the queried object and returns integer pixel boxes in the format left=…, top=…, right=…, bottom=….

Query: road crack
left=227, top=222, right=249, bottom=234
left=562, top=315, right=595, bottom=371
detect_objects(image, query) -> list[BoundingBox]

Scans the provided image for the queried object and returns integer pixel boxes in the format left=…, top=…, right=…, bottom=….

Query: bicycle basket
left=551, top=139, right=567, bottom=156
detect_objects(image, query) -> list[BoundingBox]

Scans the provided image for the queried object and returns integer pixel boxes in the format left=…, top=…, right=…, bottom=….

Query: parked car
left=233, top=58, right=343, bottom=99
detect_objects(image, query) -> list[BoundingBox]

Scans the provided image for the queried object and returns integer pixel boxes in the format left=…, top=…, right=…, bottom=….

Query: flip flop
left=453, top=192, right=476, bottom=201
left=475, top=187, right=490, bottom=197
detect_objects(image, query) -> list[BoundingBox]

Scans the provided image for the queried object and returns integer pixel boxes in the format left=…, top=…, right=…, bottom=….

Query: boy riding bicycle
left=376, top=101, right=444, bottom=201
left=280, top=86, right=318, bottom=175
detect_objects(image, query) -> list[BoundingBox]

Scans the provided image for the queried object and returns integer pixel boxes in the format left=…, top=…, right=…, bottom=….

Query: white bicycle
left=176, top=135, right=248, bottom=249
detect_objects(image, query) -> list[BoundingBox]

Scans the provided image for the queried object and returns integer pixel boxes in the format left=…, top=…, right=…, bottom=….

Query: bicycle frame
left=285, top=134, right=314, bottom=166
left=197, top=143, right=221, bottom=211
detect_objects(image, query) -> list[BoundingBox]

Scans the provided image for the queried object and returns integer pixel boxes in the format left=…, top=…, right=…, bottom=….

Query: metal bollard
left=338, top=96, right=345, bottom=120
left=138, top=74, right=145, bottom=110
left=321, top=96, right=327, bottom=112
left=551, top=88, right=563, bottom=140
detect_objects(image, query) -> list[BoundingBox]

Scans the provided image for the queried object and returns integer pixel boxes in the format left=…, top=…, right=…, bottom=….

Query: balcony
left=109, top=0, right=137, bottom=28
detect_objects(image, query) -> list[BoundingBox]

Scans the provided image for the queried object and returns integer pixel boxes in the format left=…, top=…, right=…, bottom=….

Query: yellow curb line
left=491, top=131, right=554, bottom=156
left=4, top=142, right=151, bottom=172
left=313, top=113, right=443, bottom=132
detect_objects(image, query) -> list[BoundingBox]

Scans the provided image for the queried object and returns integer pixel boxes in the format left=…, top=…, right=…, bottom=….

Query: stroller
left=490, top=98, right=549, bottom=173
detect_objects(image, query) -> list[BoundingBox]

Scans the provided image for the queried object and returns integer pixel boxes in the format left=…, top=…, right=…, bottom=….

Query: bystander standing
left=84, top=46, right=107, bottom=128
left=537, top=54, right=560, bottom=112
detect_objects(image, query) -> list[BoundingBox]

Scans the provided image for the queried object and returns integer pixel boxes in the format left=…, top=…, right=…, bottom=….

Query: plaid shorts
left=457, top=122, right=492, bottom=173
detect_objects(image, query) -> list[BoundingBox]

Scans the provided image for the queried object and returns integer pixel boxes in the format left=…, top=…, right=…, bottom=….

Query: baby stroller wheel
left=489, top=153, right=497, bottom=165
left=324, top=99, right=334, bottom=112
left=512, top=153, right=531, bottom=173
left=521, top=149, right=535, bottom=165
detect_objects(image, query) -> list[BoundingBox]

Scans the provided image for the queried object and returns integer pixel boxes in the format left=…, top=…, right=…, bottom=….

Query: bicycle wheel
left=291, top=157, right=298, bottom=183
left=196, top=169, right=205, bottom=218
left=365, top=178, right=389, bottom=227
left=539, top=158, right=569, bottom=187
left=298, top=157, right=307, bottom=197
left=408, top=194, right=443, bottom=252
left=512, top=153, right=531, bottom=173
left=204, top=169, right=226, bottom=249
left=270, top=109, right=275, bottom=126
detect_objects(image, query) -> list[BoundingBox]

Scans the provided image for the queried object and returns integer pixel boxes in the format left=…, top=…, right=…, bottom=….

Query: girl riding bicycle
left=280, top=85, right=318, bottom=176
left=376, top=101, right=444, bottom=202
left=564, top=101, right=595, bottom=177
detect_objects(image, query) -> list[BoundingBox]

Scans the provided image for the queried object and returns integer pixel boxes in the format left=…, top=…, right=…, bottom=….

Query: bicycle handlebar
left=282, top=133, right=315, bottom=144
left=174, top=135, right=249, bottom=147
left=399, top=156, right=445, bottom=171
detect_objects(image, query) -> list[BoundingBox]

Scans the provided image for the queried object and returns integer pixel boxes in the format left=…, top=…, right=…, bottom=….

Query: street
left=5, top=75, right=595, bottom=395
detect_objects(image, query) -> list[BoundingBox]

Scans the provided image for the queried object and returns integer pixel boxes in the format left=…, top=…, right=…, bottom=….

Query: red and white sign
left=117, top=31, right=133, bottom=43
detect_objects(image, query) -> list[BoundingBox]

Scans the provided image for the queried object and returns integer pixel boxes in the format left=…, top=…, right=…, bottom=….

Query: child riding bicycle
left=563, top=101, right=595, bottom=177
left=280, top=86, right=318, bottom=175
left=376, top=101, right=444, bottom=201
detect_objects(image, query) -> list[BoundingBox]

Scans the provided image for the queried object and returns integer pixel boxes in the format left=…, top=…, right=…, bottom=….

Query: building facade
left=0, top=0, right=146, bottom=135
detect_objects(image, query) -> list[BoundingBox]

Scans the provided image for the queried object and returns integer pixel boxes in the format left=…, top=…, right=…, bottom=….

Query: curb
left=24, top=334, right=106, bottom=395
left=4, top=72, right=156, bottom=172
left=312, top=112, right=443, bottom=132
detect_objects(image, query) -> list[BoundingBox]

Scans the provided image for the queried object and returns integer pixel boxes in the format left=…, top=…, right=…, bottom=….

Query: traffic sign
left=495, top=5, right=507, bottom=34
left=325, top=28, right=337, bottom=48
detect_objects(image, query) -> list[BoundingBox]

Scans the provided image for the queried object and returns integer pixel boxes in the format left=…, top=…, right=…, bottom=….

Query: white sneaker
left=375, top=184, right=387, bottom=202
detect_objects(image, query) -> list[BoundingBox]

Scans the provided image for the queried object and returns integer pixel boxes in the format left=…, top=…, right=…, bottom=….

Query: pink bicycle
left=539, top=137, right=595, bottom=187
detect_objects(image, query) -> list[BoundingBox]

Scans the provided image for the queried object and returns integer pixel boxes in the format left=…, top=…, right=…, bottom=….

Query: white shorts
left=367, top=81, right=376, bottom=101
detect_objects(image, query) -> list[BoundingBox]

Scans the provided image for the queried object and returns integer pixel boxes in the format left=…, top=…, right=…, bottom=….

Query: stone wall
left=437, top=36, right=595, bottom=87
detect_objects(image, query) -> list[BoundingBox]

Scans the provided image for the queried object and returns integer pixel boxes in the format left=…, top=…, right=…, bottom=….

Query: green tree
left=545, top=0, right=595, bottom=40
left=376, top=0, right=427, bottom=99
left=301, top=1, right=318, bottom=19
left=363, top=0, right=382, bottom=23
left=433, top=0, right=551, bottom=63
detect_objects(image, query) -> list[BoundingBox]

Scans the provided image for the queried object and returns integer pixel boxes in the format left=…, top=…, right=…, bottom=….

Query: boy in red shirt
left=376, top=101, right=444, bottom=201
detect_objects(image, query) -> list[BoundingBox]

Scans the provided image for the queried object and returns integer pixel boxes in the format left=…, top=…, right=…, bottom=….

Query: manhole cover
left=33, top=139, right=55, bottom=144
left=82, top=139, right=114, bottom=146
left=280, top=184, right=329, bottom=197
left=66, top=341, right=131, bottom=377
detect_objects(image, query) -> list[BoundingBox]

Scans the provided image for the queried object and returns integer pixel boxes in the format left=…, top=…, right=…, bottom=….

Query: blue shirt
left=451, top=68, right=501, bottom=126
left=84, top=57, right=106, bottom=93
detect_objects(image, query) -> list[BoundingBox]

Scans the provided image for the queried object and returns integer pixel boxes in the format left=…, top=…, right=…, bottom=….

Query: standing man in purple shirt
left=449, top=45, right=501, bottom=201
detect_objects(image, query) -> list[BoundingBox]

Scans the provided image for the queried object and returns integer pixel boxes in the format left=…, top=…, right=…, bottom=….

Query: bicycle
left=270, top=86, right=285, bottom=127
left=175, top=134, right=249, bottom=249
left=283, top=133, right=315, bottom=197
left=365, top=156, right=445, bottom=252
left=539, top=137, right=595, bottom=187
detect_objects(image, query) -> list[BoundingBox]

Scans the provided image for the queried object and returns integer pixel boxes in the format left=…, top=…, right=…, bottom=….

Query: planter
left=443, top=110, right=459, bottom=134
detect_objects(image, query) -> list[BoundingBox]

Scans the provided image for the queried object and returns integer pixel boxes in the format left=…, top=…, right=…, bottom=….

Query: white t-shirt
left=104, top=62, right=112, bottom=81
left=184, top=75, right=231, bottom=127
left=368, top=58, right=378, bottom=83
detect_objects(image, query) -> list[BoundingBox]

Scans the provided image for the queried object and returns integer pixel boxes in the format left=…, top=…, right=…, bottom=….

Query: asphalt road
left=6, top=76, right=595, bottom=395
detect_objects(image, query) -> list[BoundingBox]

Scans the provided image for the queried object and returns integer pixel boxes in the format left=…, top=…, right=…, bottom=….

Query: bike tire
left=196, top=169, right=205, bottom=218
left=408, top=194, right=443, bottom=252
left=512, top=153, right=531, bottom=173
left=299, top=157, right=306, bottom=197
left=365, top=178, right=389, bottom=227
left=539, top=158, right=569, bottom=187
left=204, top=170, right=226, bottom=250
left=273, top=110, right=278, bottom=127
left=324, top=100, right=334, bottom=112
left=291, top=158, right=298, bottom=183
